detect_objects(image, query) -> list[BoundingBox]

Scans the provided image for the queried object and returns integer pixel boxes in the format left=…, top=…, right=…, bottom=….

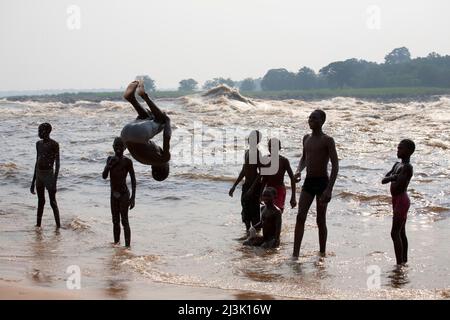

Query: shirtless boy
left=103, top=137, right=136, bottom=247
left=30, top=123, right=61, bottom=229
left=229, top=130, right=263, bottom=232
left=244, top=187, right=282, bottom=249
left=382, top=139, right=415, bottom=266
left=293, top=110, right=339, bottom=258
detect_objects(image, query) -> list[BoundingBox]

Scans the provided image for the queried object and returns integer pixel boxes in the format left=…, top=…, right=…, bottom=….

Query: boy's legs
left=400, top=223, right=408, bottom=263
left=123, top=81, right=151, bottom=119
left=391, top=216, right=405, bottom=265
left=137, top=81, right=167, bottom=123
left=36, top=185, right=46, bottom=227
left=119, top=194, right=131, bottom=247
left=48, top=190, right=60, bottom=228
left=316, top=198, right=328, bottom=254
left=111, top=196, right=121, bottom=244
left=293, top=191, right=315, bottom=257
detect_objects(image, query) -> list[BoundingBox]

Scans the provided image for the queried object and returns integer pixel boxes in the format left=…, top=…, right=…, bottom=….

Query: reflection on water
left=387, top=266, right=410, bottom=289
left=29, top=228, right=62, bottom=286
left=103, top=248, right=134, bottom=299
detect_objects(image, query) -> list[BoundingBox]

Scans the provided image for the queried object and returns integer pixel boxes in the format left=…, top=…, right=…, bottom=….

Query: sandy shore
left=0, top=280, right=279, bottom=300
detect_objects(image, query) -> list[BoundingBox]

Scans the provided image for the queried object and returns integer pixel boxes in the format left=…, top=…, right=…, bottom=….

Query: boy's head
left=113, top=137, right=126, bottom=155
left=308, top=109, right=326, bottom=129
left=268, top=138, right=281, bottom=154
left=152, top=162, right=169, bottom=181
left=397, top=139, right=415, bottom=159
left=38, top=123, right=52, bottom=139
left=262, top=187, right=277, bottom=206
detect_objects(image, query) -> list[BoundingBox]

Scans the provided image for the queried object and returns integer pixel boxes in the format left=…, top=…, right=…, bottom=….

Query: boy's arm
left=229, top=164, right=245, bottom=197
left=259, top=175, right=267, bottom=202
left=275, top=210, right=282, bottom=241
left=320, top=137, right=339, bottom=203
left=102, top=157, right=112, bottom=179
left=54, top=143, right=60, bottom=183
left=381, top=163, right=398, bottom=184
left=294, top=135, right=308, bottom=181
left=160, top=118, right=172, bottom=163
left=128, top=159, right=136, bottom=209
left=286, top=158, right=297, bottom=208
left=30, top=142, right=38, bottom=194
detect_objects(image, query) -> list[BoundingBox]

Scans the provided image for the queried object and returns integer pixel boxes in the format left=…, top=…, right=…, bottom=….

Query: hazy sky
left=1, top=0, right=450, bottom=91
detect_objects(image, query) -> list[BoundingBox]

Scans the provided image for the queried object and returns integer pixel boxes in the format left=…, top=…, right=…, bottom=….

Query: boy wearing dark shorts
left=229, top=130, right=263, bottom=232
left=293, top=110, right=339, bottom=258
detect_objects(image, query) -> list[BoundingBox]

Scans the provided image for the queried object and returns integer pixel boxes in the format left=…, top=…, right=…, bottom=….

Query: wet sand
left=0, top=280, right=280, bottom=300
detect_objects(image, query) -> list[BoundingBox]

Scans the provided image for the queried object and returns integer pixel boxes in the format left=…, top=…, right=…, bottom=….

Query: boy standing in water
left=30, top=123, right=61, bottom=229
left=229, top=130, right=263, bottom=232
left=382, top=139, right=415, bottom=266
left=260, top=138, right=297, bottom=213
left=103, top=137, right=136, bottom=248
left=244, top=187, right=282, bottom=249
left=293, top=110, right=339, bottom=258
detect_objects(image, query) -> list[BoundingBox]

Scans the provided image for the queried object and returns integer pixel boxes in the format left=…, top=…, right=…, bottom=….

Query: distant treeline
left=260, top=48, right=450, bottom=91
left=137, top=47, right=450, bottom=92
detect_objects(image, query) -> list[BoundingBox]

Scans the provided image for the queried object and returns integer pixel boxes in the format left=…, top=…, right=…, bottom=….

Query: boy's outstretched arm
left=229, top=164, right=245, bottom=197
left=129, top=160, right=136, bottom=209
left=30, top=142, right=38, bottom=194
left=286, top=159, right=297, bottom=208
left=102, top=156, right=112, bottom=179
left=320, top=137, right=339, bottom=203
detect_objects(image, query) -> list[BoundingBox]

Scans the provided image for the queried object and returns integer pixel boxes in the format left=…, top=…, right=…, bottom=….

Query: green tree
left=202, top=77, right=235, bottom=90
left=135, top=75, right=156, bottom=91
left=239, top=78, right=256, bottom=91
left=296, top=67, right=317, bottom=89
left=384, top=47, right=411, bottom=64
left=261, top=69, right=296, bottom=90
left=178, top=78, right=198, bottom=91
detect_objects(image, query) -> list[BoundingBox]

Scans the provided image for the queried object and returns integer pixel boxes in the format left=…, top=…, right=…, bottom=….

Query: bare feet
left=136, top=80, right=147, bottom=99
left=123, top=81, right=139, bottom=102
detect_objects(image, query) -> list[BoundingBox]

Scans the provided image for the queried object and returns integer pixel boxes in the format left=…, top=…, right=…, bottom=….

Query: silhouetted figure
left=103, top=137, right=136, bottom=248
left=229, top=130, right=263, bottom=232
left=30, top=123, right=61, bottom=228
left=260, top=138, right=297, bottom=213
left=121, top=80, right=171, bottom=181
left=293, top=110, right=339, bottom=258
left=243, top=187, right=281, bottom=249
left=382, top=139, right=415, bottom=266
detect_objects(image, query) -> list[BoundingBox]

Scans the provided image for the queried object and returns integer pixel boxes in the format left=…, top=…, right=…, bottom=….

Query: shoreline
left=0, top=279, right=283, bottom=300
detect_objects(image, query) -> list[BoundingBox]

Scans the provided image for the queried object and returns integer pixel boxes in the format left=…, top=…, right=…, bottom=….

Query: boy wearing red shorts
left=382, top=139, right=415, bottom=266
